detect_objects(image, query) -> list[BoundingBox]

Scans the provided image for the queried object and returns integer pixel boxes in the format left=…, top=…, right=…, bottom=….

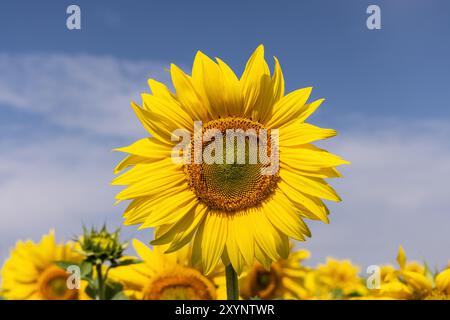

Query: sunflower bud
left=77, top=225, right=126, bottom=264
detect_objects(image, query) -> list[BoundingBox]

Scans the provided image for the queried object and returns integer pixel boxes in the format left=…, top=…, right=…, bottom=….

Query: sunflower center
left=185, top=117, right=279, bottom=212
left=38, top=265, right=77, bottom=300
left=244, top=263, right=282, bottom=299
left=143, top=268, right=216, bottom=300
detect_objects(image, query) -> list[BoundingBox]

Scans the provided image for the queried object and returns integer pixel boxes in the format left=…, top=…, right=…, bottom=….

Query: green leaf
left=104, top=280, right=124, bottom=300
left=110, top=259, right=142, bottom=268
left=423, top=261, right=435, bottom=286
left=331, top=288, right=344, bottom=299
left=111, top=291, right=129, bottom=300
left=54, top=261, right=79, bottom=271
left=85, top=282, right=98, bottom=299
left=80, top=261, right=93, bottom=278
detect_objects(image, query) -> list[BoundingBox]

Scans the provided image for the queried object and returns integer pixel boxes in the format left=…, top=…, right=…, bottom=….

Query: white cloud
left=302, top=119, right=450, bottom=270
left=0, top=53, right=449, bottom=272
left=0, top=53, right=170, bottom=137
left=0, top=53, right=167, bottom=261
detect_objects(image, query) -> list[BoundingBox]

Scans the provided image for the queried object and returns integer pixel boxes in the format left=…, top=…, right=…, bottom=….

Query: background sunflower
left=0, top=231, right=89, bottom=300
left=110, top=239, right=226, bottom=300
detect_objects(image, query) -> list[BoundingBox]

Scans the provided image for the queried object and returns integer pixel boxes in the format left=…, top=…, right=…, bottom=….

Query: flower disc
left=186, top=117, right=279, bottom=212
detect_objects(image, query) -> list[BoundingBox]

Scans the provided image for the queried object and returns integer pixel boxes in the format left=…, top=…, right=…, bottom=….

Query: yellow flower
left=0, top=231, right=88, bottom=300
left=374, top=246, right=449, bottom=300
left=240, top=247, right=311, bottom=299
left=312, top=258, right=367, bottom=299
left=113, top=45, right=347, bottom=275
left=109, top=239, right=225, bottom=300
left=435, top=268, right=450, bottom=296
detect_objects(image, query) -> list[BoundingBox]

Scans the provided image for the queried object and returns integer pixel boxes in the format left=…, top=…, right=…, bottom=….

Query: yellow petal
left=141, top=93, right=193, bottom=131
left=396, top=246, right=407, bottom=269
left=281, top=144, right=349, bottom=170
left=122, top=186, right=188, bottom=225
left=148, top=79, right=175, bottom=100
left=112, top=158, right=182, bottom=186
left=216, top=57, right=243, bottom=116
left=271, top=56, right=285, bottom=103
left=114, top=138, right=171, bottom=160
left=278, top=180, right=329, bottom=223
left=171, top=63, right=211, bottom=121
left=254, top=243, right=272, bottom=270
left=130, top=102, right=175, bottom=144
left=114, top=155, right=153, bottom=174
left=279, top=123, right=337, bottom=147
left=246, top=208, right=280, bottom=261
left=281, top=169, right=341, bottom=202
left=115, top=168, right=185, bottom=200
left=226, top=221, right=245, bottom=274
left=229, top=212, right=254, bottom=266
left=241, top=45, right=273, bottom=123
left=192, top=51, right=225, bottom=118
left=266, top=88, right=314, bottom=129
left=139, top=191, right=198, bottom=228
left=154, top=204, right=208, bottom=253
left=263, top=192, right=310, bottom=241
left=436, top=268, right=450, bottom=295
left=201, top=212, right=228, bottom=275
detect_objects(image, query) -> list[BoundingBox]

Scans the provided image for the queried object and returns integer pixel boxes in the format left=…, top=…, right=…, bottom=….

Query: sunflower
left=0, top=231, right=88, bottom=300
left=240, top=247, right=311, bottom=299
left=307, top=258, right=367, bottom=299
left=113, top=45, right=348, bottom=275
left=109, top=239, right=226, bottom=300
left=372, top=246, right=450, bottom=300
left=435, top=267, right=450, bottom=297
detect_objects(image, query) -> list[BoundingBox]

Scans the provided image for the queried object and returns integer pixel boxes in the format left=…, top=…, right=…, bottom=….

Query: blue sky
left=1, top=1, right=450, bottom=271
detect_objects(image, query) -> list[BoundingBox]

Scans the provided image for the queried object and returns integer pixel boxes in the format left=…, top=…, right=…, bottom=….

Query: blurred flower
left=110, top=240, right=225, bottom=299
left=0, top=230, right=89, bottom=300
left=309, top=258, right=368, bottom=299
left=240, top=247, right=311, bottom=299
left=369, top=246, right=449, bottom=300
left=435, top=268, right=450, bottom=296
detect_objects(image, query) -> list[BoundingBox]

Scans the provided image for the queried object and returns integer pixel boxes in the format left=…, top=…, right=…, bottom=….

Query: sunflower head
left=37, top=265, right=78, bottom=300
left=109, top=240, right=225, bottom=300
left=435, top=268, right=450, bottom=297
left=0, top=231, right=87, bottom=300
left=314, top=258, right=368, bottom=298
left=369, top=247, right=439, bottom=300
left=77, top=226, right=126, bottom=264
left=141, top=266, right=217, bottom=300
left=113, top=45, right=348, bottom=275
left=240, top=247, right=311, bottom=299
left=241, top=263, right=283, bottom=299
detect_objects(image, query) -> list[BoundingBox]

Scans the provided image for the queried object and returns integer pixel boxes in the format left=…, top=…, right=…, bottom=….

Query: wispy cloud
left=0, top=53, right=166, bottom=261
left=0, top=53, right=449, bottom=271
left=0, top=53, right=170, bottom=137
left=303, top=119, right=450, bottom=269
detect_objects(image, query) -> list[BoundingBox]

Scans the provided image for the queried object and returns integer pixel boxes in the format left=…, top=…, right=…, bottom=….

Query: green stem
left=225, top=264, right=239, bottom=300
left=96, top=264, right=105, bottom=300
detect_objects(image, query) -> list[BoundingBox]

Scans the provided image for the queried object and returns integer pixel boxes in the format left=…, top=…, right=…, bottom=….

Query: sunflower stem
left=225, top=264, right=239, bottom=300
left=96, top=264, right=105, bottom=300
